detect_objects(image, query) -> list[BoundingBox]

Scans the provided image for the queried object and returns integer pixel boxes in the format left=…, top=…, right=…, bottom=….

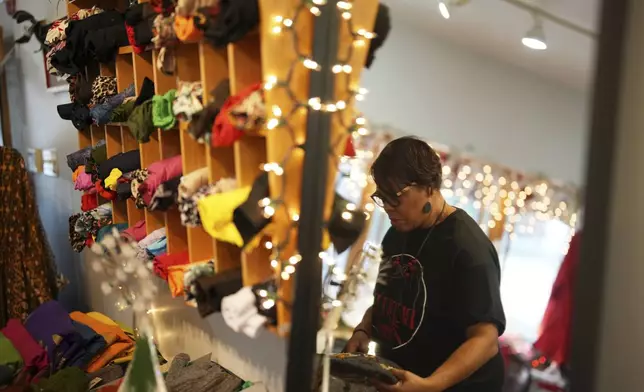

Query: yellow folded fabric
left=197, top=186, right=250, bottom=247
left=104, top=168, right=123, bottom=191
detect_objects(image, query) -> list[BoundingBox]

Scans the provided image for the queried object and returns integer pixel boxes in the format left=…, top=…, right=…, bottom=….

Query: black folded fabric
left=194, top=269, right=243, bottom=318
left=233, top=171, right=271, bottom=247
left=64, top=10, right=125, bottom=73
left=71, top=104, right=93, bottom=131
left=97, top=149, right=141, bottom=180
left=124, top=3, right=151, bottom=26
left=135, top=77, right=155, bottom=106
left=327, top=193, right=367, bottom=253
left=116, top=181, right=133, bottom=201
left=73, top=75, right=94, bottom=106
left=203, top=0, right=259, bottom=48
left=148, top=175, right=181, bottom=211
left=366, top=3, right=391, bottom=69
left=189, top=79, right=231, bottom=141
left=85, top=24, right=130, bottom=63
left=134, top=19, right=154, bottom=46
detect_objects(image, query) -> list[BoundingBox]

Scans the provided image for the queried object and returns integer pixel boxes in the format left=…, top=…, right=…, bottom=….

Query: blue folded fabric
left=146, top=236, right=167, bottom=257
left=67, top=321, right=107, bottom=370
left=90, top=83, right=136, bottom=125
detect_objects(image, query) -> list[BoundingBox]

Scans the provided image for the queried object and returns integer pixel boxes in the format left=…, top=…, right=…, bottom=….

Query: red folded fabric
left=211, top=83, right=261, bottom=148
left=121, top=219, right=147, bottom=242
left=153, top=251, right=190, bottom=280
left=1, top=319, right=49, bottom=379
left=140, top=155, right=183, bottom=205
left=81, top=193, right=99, bottom=211
left=96, top=180, right=117, bottom=200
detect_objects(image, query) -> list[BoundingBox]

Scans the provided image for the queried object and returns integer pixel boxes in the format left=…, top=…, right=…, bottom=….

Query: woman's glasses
left=370, top=182, right=417, bottom=208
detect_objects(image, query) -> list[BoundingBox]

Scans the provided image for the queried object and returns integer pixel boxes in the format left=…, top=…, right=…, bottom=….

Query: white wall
left=358, top=22, right=589, bottom=184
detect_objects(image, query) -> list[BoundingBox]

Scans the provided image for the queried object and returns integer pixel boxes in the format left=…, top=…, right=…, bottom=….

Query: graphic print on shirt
left=372, top=253, right=426, bottom=349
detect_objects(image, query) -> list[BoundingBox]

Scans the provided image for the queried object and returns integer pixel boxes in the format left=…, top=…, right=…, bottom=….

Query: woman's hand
left=374, top=369, right=441, bottom=392
left=342, top=329, right=370, bottom=353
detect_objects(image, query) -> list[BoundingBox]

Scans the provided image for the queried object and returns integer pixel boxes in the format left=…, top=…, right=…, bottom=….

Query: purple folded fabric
left=74, top=171, right=94, bottom=191
left=1, top=319, right=48, bottom=378
left=24, top=301, right=86, bottom=371
left=140, top=155, right=183, bottom=205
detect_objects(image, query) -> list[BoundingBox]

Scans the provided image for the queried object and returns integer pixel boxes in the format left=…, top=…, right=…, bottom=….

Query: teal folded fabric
left=96, top=223, right=129, bottom=243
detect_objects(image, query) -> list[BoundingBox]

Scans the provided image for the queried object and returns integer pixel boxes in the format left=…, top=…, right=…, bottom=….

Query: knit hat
left=152, top=89, right=177, bottom=130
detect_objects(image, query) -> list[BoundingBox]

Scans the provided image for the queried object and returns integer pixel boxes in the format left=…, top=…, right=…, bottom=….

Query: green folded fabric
left=110, top=100, right=137, bottom=123
left=0, top=332, right=23, bottom=369
left=126, top=100, right=156, bottom=143
left=152, top=89, right=177, bottom=130
left=90, top=143, right=107, bottom=165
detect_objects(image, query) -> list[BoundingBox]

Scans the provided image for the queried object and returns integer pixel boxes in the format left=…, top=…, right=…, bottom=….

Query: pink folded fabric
left=140, top=155, right=183, bottom=205
left=74, top=171, right=94, bottom=191
left=121, top=219, right=147, bottom=242
left=1, top=319, right=49, bottom=379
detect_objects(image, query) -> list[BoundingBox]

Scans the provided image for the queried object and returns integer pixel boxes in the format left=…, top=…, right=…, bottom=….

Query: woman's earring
left=422, top=201, right=432, bottom=214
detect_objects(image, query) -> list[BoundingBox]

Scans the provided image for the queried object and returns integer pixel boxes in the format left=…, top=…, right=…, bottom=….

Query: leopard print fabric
left=90, top=76, right=118, bottom=106
left=0, top=147, right=64, bottom=326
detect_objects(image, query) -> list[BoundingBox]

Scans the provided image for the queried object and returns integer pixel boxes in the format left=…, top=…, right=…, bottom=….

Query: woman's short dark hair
left=370, top=136, right=442, bottom=196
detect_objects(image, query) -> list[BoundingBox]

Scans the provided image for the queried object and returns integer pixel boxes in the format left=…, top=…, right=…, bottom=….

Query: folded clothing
left=98, top=150, right=141, bottom=181
left=149, top=175, right=181, bottom=211
left=153, top=251, right=190, bottom=280
left=202, top=0, right=259, bottom=48
left=1, top=320, right=48, bottom=379
left=130, top=169, right=149, bottom=208
left=24, top=301, right=85, bottom=371
left=178, top=177, right=237, bottom=227
left=140, top=155, right=183, bottom=205
left=96, top=223, right=129, bottom=243
left=80, top=192, right=99, bottom=212
left=178, top=167, right=209, bottom=198
left=152, top=89, right=177, bottom=130
left=0, top=331, right=23, bottom=371
left=66, top=140, right=105, bottom=171
left=69, top=321, right=107, bottom=370
left=173, top=81, right=203, bottom=122
left=146, top=236, right=167, bottom=257
left=194, top=268, right=243, bottom=317
left=74, top=171, right=94, bottom=191
left=138, top=228, right=166, bottom=260
left=126, top=100, right=156, bottom=143
left=69, top=312, right=133, bottom=373
left=197, top=186, right=250, bottom=247
left=35, top=366, right=89, bottom=392
left=89, top=76, right=118, bottom=106
left=121, top=219, right=147, bottom=242
left=221, top=287, right=266, bottom=338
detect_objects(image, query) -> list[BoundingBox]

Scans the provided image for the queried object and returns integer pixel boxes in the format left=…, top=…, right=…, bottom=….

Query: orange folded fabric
left=70, top=312, right=133, bottom=372
left=72, top=165, right=85, bottom=182
left=174, top=15, right=204, bottom=43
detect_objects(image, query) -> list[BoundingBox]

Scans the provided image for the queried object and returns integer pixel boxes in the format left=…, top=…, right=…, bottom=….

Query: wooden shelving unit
left=70, top=0, right=378, bottom=337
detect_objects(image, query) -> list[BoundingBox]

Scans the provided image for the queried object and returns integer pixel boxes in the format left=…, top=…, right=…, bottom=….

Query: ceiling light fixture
left=438, top=1, right=450, bottom=19
left=522, top=15, right=547, bottom=50
left=436, top=0, right=469, bottom=20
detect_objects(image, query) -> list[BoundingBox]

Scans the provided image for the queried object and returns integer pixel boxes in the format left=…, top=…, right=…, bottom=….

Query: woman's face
left=377, top=186, right=430, bottom=232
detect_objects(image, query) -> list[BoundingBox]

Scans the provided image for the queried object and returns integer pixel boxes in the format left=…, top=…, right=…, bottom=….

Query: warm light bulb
left=341, top=211, right=353, bottom=221
left=357, top=127, right=369, bottom=136
left=356, top=117, right=366, bottom=125
left=264, top=75, right=277, bottom=90
left=259, top=289, right=268, bottom=297
left=271, top=259, right=279, bottom=269
left=291, top=213, right=300, bottom=222
left=262, top=299, right=276, bottom=309
left=266, top=118, right=279, bottom=130
left=308, top=97, right=322, bottom=110
left=272, top=105, right=282, bottom=117
left=303, top=58, right=320, bottom=70
left=336, top=100, right=347, bottom=110
left=281, top=271, right=290, bottom=280
left=285, top=265, right=296, bottom=274
left=332, top=64, right=343, bottom=73
left=264, top=205, right=276, bottom=218
left=342, top=64, right=353, bottom=73
left=342, top=11, right=351, bottom=19
left=289, top=254, right=302, bottom=264
left=337, top=1, right=352, bottom=10
left=310, top=6, right=321, bottom=16
left=265, top=241, right=273, bottom=250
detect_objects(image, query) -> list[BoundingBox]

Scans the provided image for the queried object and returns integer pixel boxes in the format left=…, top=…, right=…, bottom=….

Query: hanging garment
left=534, top=232, right=582, bottom=367
left=0, top=147, right=63, bottom=326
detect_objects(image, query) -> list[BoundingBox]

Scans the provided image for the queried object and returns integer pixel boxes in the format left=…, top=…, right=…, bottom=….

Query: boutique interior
left=0, top=0, right=598, bottom=391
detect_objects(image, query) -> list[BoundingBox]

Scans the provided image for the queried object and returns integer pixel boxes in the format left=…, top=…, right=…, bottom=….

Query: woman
left=344, top=137, right=505, bottom=392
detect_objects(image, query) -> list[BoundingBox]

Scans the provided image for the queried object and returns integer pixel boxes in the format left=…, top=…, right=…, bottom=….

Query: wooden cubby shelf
left=71, top=0, right=378, bottom=337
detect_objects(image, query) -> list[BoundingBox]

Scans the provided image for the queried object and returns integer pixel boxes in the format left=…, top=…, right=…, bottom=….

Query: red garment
left=153, top=251, right=190, bottom=281
left=121, top=219, right=147, bottom=242
left=211, top=83, right=260, bottom=147
left=125, top=24, right=145, bottom=54
left=81, top=193, right=99, bottom=212
left=95, top=180, right=117, bottom=200
left=533, top=232, right=582, bottom=366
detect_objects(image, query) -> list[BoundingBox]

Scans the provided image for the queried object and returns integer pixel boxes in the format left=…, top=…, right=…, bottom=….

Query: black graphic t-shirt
left=371, top=209, right=506, bottom=392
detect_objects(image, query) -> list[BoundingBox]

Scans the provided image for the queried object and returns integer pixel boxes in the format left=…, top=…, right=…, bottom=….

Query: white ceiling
left=384, top=0, right=600, bottom=91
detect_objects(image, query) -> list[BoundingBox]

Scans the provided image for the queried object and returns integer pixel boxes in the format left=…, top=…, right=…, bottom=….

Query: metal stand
left=285, top=1, right=340, bottom=391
